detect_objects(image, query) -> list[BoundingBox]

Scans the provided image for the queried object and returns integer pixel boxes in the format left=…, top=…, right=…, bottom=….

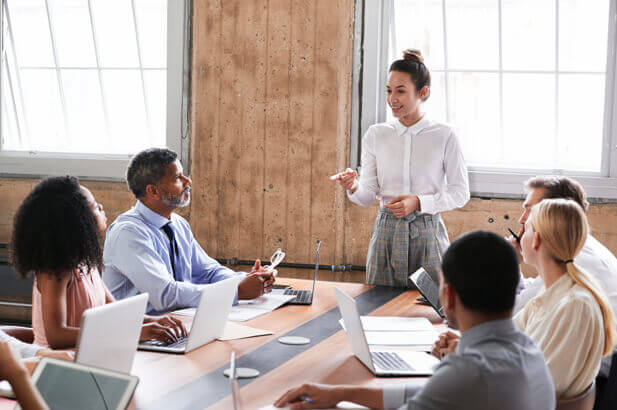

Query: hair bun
left=403, top=49, right=424, bottom=64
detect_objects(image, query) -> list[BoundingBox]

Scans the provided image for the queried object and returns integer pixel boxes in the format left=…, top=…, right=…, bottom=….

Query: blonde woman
left=515, top=198, right=616, bottom=399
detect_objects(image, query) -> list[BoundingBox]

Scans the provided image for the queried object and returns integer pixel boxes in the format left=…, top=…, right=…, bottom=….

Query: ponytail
left=566, top=262, right=616, bottom=356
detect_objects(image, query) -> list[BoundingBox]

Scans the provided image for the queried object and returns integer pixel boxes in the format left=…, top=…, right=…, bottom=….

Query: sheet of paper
left=339, top=316, right=434, bottom=332
left=229, top=294, right=296, bottom=322
left=364, top=330, right=438, bottom=346
left=173, top=293, right=295, bottom=321
left=217, top=321, right=273, bottom=341
left=236, top=293, right=296, bottom=311
left=258, top=402, right=368, bottom=410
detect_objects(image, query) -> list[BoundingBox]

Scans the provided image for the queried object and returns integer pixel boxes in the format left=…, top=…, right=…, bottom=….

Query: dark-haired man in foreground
left=274, top=231, right=555, bottom=410
left=103, top=148, right=275, bottom=315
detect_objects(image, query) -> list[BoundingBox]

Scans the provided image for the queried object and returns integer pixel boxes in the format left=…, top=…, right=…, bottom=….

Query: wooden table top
left=125, top=277, right=445, bottom=410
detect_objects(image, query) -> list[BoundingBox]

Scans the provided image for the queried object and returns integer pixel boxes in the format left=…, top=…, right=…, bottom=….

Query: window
left=353, top=0, right=617, bottom=199
left=0, top=0, right=190, bottom=180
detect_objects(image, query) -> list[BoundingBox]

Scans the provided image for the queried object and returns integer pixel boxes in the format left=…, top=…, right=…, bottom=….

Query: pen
left=507, top=228, right=520, bottom=243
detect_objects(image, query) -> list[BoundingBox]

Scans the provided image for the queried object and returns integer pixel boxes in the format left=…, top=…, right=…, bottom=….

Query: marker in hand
left=507, top=228, right=520, bottom=243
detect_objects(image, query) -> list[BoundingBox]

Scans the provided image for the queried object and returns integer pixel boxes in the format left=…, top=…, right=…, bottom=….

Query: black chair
left=594, top=353, right=617, bottom=410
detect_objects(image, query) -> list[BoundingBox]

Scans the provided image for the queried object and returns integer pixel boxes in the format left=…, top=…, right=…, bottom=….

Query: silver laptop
left=334, top=287, right=439, bottom=377
left=139, top=276, right=241, bottom=354
left=283, top=240, right=321, bottom=305
left=409, top=268, right=445, bottom=318
left=76, top=293, right=148, bottom=374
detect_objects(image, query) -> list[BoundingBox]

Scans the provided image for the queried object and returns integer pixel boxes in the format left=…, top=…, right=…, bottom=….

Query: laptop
left=282, top=240, right=321, bottom=305
left=409, top=268, right=446, bottom=319
left=17, top=357, right=138, bottom=410
left=139, top=276, right=241, bottom=354
left=76, top=293, right=148, bottom=374
left=334, top=287, right=439, bottom=376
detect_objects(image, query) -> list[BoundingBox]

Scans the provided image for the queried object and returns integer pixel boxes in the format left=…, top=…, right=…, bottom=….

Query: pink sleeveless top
left=32, top=267, right=107, bottom=348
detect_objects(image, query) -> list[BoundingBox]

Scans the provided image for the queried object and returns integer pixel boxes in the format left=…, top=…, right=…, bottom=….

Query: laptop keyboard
left=371, top=351, right=414, bottom=371
left=284, top=289, right=312, bottom=303
left=142, top=336, right=187, bottom=349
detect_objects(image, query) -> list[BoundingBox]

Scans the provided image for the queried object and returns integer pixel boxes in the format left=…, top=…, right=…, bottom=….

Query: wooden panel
left=263, top=0, right=292, bottom=258
left=189, top=0, right=223, bottom=256
left=284, top=0, right=316, bottom=263
left=237, top=0, right=268, bottom=260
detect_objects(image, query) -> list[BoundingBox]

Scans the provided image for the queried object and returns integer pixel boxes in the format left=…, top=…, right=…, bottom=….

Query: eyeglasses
left=263, top=248, right=285, bottom=272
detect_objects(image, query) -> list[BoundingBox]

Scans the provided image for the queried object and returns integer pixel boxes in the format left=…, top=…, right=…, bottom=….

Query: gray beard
left=162, top=192, right=191, bottom=208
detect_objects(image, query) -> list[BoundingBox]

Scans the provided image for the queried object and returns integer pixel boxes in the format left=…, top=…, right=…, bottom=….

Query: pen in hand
left=507, top=228, right=520, bottom=243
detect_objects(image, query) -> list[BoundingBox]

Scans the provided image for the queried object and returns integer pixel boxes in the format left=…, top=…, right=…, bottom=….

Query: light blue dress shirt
left=383, top=319, right=556, bottom=410
left=102, top=201, right=243, bottom=315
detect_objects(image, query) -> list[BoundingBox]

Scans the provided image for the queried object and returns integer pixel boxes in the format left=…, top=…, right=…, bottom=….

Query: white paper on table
left=364, top=330, right=438, bottom=346
left=229, top=294, right=296, bottom=322
left=339, top=316, right=433, bottom=332
left=217, top=321, right=273, bottom=341
left=258, top=402, right=368, bottom=409
left=173, top=294, right=295, bottom=321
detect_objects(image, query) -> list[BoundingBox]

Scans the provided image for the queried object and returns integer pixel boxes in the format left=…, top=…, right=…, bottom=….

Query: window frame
left=352, top=0, right=617, bottom=200
left=0, top=0, right=192, bottom=181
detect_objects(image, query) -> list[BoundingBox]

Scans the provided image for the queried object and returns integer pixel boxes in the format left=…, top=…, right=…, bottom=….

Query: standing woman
left=334, top=49, right=469, bottom=287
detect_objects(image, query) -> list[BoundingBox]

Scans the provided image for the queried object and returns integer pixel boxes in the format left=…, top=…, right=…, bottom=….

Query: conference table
left=128, top=278, right=446, bottom=410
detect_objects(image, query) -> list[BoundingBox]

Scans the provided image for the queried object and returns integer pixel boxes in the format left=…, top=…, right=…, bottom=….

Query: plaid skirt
left=366, top=208, right=450, bottom=288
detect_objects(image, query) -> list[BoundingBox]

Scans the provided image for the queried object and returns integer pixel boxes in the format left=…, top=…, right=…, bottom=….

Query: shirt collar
left=456, top=318, right=517, bottom=352
left=535, top=274, right=573, bottom=305
left=392, top=115, right=431, bottom=137
left=135, top=200, right=171, bottom=229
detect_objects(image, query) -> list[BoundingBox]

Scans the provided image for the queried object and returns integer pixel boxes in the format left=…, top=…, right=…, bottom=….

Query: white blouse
left=347, top=116, right=470, bottom=214
left=514, top=274, right=606, bottom=399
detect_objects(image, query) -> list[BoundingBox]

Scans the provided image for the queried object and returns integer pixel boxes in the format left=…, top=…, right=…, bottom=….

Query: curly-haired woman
left=10, top=176, right=186, bottom=349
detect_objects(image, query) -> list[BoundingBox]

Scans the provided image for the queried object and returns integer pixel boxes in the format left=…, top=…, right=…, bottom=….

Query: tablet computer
left=16, top=358, right=138, bottom=410
left=409, top=268, right=445, bottom=319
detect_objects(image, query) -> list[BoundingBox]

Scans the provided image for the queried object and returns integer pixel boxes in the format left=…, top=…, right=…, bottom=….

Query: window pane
left=1, top=67, right=20, bottom=150
left=560, top=0, right=610, bottom=72
left=502, top=0, right=554, bottom=71
left=101, top=70, right=148, bottom=154
left=48, top=0, right=97, bottom=67
left=558, top=74, right=605, bottom=172
left=445, top=0, right=499, bottom=70
left=134, top=0, right=167, bottom=68
left=502, top=73, right=555, bottom=169
left=391, top=0, right=444, bottom=70
left=90, top=0, right=139, bottom=68
left=20, top=69, right=66, bottom=152
left=6, top=0, right=55, bottom=67
left=61, top=70, right=107, bottom=153
left=143, top=70, right=167, bottom=146
left=448, top=73, right=500, bottom=167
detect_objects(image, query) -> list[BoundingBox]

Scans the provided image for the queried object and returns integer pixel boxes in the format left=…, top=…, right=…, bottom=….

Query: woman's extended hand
left=330, top=168, right=358, bottom=192
left=384, top=195, right=420, bottom=217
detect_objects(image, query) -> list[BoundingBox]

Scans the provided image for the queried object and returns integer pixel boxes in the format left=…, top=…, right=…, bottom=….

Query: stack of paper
left=339, top=316, right=439, bottom=352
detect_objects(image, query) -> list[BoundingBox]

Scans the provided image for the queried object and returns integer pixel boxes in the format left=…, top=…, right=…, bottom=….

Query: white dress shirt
left=347, top=117, right=470, bottom=214
left=514, top=274, right=605, bottom=399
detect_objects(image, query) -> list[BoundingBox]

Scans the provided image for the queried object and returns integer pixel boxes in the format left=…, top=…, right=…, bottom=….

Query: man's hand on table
left=238, top=259, right=277, bottom=299
left=431, top=330, right=459, bottom=359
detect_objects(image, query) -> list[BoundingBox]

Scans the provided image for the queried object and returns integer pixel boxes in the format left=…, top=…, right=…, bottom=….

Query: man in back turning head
left=274, top=231, right=555, bottom=410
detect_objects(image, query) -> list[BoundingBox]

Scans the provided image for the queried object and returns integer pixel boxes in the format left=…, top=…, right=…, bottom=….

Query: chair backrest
left=556, top=382, right=596, bottom=410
